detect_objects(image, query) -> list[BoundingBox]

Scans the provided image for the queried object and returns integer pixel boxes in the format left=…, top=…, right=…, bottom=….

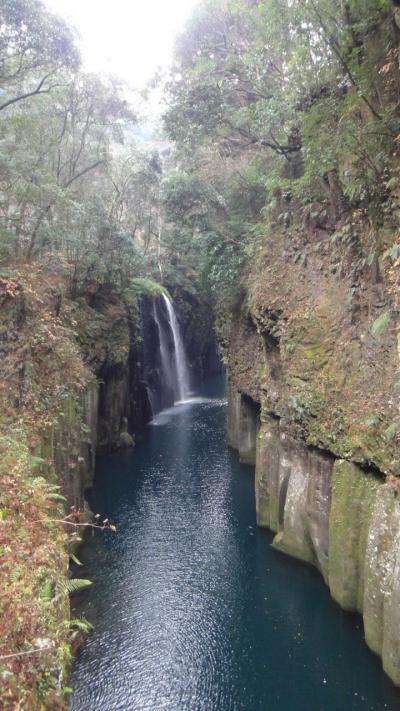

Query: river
left=71, top=377, right=400, bottom=710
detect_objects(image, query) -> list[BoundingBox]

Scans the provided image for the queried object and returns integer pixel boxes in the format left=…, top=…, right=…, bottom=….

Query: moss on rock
left=329, top=460, right=380, bottom=611
left=255, top=417, right=281, bottom=531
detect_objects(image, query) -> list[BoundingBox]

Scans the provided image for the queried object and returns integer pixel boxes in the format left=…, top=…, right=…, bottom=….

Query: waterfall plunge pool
left=71, top=377, right=400, bottom=711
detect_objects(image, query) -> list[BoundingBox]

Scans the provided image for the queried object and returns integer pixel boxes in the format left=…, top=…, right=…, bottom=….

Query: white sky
left=45, top=0, right=199, bottom=88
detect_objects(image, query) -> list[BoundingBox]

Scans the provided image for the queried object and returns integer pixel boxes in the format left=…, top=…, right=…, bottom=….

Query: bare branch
left=0, top=73, right=61, bottom=112
left=0, top=647, right=54, bottom=661
left=62, top=160, right=104, bottom=189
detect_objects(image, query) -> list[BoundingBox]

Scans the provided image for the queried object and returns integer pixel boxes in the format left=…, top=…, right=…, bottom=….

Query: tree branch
left=26, top=160, right=105, bottom=259
left=62, top=160, right=104, bottom=189
left=0, top=73, right=61, bottom=112
left=225, top=121, right=301, bottom=155
left=300, top=0, right=382, bottom=120
left=0, top=647, right=54, bottom=661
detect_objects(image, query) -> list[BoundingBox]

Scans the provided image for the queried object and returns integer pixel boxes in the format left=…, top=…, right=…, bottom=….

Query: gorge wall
left=74, top=285, right=219, bottom=457
left=225, top=228, right=400, bottom=684
left=0, top=269, right=219, bottom=708
left=159, top=2, right=400, bottom=687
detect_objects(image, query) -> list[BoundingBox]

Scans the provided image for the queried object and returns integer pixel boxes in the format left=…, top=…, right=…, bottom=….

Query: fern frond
left=45, top=493, right=67, bottom=503
left=59, top=578, right=92, bottom=596
left=68, top=617, right=93, bottom=633
left=70, top=553, right=83, bottom=566
left=67, top=578, right=92, bottom=594
left=40, top=579, right=53, bottom=602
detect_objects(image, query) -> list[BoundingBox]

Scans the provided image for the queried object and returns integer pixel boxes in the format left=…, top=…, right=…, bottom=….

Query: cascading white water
left=161, top=293, right=191, bottom=401
left=152, top=301, right=177, bottom=399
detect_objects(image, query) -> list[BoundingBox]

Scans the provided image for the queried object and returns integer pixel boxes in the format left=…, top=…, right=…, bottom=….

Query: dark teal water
left=71, top=377, right=400, bottom=711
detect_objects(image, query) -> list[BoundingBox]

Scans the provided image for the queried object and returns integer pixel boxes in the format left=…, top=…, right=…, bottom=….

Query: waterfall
left=161, top=293, right=191, bottom=402
left=152, top=300, right=177, bottom=400
left=139, top=294, right=192, bottom=420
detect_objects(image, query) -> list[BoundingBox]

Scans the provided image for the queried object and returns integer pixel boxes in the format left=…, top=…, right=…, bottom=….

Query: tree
left=0, top=0, right=79, bottom=112
left=162, top=0, right=399, bottom=310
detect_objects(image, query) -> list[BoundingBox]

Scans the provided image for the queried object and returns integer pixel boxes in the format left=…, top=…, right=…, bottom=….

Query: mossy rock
left=328, top=460, right=380, bottom=612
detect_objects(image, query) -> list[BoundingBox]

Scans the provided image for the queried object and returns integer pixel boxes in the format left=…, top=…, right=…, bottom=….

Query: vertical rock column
left=81, top=383, right=99, bottom=488
left=255, top=416, right=281, bottom=530
left=307, top=450, right=332, bottom=583
left=227, top=383, right=259, bottom=463
left=39, top=383, right=99, bottom=513
left=230, top=379, right=400, bottom=686
left=272, top=432, right=316, bottom=566
left=271, top=437, right=332, bottom=578
left=238, top=395, right=259, bottom=465
left=363, top=484, right=400, bottom=684
left=227, top=381, right=240, bottom=450
left=255, top=413, right=332, bottom=579
left=328, top=461, right=379, bottom=612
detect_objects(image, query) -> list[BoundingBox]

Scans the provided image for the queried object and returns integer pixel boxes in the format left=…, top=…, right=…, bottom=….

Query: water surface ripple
left=71, top=378, right=400, bottom=711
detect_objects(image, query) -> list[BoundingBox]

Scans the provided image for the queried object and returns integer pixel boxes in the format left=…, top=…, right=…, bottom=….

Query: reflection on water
left=71, top=377, right=400, bottom=711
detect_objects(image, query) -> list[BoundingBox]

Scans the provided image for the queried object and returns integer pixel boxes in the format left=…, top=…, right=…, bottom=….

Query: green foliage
left=162, top=0, right=400, bottom=314
left=68, top=617, right=93, bottom=633
left=70, top=553, right=83, bottom=566
left=366, top=414, right=379, bottom=428
left=0, top=0, right=80, bottom=112
left=29, top=455, right=45, bottom=468
left=40, top=578, right=53, bottom=603
left=202, top=238, right=244, bottom=307
left=0, top=0, right=168, bottom=296
left=288, top=394, right=312, bottom=416
left=371, top=311, right=391, bottom=338
left=1, top=3, right=399, bottom=707
left=384, top=420, right=398, bottom=442
left=123, top=278, right=170, bottom=300
left=0, top=432, right=74, bottom=708
left=63, top=578, right=92, bottom=595
left=383, top=244, right=400, bottom=261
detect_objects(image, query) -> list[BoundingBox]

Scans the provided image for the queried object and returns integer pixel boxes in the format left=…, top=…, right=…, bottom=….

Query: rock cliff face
left=225, top=224, right=400, bottom=683
left=29, top=284, right=220, bottom=519
left=73, top=288, right=153, bottom=454
left=93, top=290, right=220, bottom=453
left=38, top=385, right=99, bottom=513
left=228, top=386, right=400, bottom=683
left=0, top=268, right=220, bottom=707
left=168, top=285, right=222, bottom=387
